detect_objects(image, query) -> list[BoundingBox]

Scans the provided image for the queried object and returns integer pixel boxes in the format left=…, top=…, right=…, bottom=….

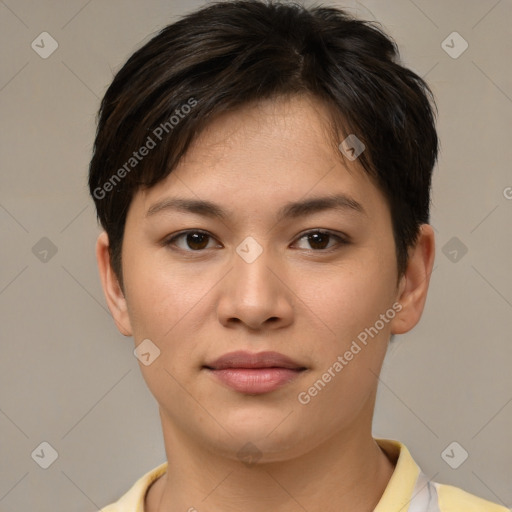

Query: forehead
left=180, top=94, right=343, bottom=175
left=130, top=94, right=387, bottom=222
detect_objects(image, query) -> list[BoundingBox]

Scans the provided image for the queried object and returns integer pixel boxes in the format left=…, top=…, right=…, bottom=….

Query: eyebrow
left=146, top=194, right=365, bottom=221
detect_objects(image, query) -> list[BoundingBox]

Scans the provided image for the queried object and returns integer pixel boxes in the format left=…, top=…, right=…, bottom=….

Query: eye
left=164, top=229, right=348, bottom=253
left=164, top=230, right=221, bottom=251
left=293, top=230, right=348, bottom=251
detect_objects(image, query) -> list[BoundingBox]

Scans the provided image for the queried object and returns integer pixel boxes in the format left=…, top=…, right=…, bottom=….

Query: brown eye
left=307, top=232, right=330, bottom=250
left=294, top=230, right=348, bottom=251
left=185, top=232, right=210, bottom=250
left=165, top=231, right=219, bottom=251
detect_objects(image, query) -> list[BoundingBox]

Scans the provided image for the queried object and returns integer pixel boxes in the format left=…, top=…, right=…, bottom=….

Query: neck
left=146, top=413, right=395, bottom=512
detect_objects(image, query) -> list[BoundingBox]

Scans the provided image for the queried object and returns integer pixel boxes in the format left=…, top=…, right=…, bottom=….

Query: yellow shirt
left=100, top=439, right=509, bottom=511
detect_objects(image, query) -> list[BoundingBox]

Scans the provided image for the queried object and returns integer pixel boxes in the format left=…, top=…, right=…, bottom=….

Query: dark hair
left=89, top=0, right=438, bottom=286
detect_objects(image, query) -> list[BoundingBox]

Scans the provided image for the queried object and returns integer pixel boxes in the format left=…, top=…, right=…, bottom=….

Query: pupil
left=188, top=232, right=208, bottom=250
left=309, top=232, right=328, bottom=250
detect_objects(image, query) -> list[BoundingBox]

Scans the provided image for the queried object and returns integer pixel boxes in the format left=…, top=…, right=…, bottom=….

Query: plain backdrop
left=0, top=1, right=511, bottom=510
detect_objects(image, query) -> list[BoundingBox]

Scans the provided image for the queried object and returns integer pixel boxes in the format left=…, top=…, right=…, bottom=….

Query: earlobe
left=390, top=224, right=435, bottom=335
left=95, top=232, right=133, bottom=336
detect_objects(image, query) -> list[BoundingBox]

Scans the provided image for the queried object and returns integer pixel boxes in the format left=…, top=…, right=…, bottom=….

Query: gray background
left=1, top=0, right=511, bottom=510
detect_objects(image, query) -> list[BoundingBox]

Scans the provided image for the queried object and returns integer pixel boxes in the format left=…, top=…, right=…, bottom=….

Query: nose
left=216, top=242, right=294, bottom=331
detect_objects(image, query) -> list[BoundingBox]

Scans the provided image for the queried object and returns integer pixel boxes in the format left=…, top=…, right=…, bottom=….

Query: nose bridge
left=217, top=235, right=293, bottom=329
left=232, top=235, right=279, bottom=302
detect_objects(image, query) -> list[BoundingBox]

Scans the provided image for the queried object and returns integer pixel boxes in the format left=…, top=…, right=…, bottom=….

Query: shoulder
left=99, top=505, right=118, bottom=512
left=374, top=439, right=509, bottom=512
left=98, top=461, right=168, bottom=512
left=437, top=482, right=510, bottom=512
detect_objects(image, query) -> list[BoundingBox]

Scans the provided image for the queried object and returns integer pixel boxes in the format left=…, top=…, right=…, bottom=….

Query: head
left=90, top=1, right=437, bottom=462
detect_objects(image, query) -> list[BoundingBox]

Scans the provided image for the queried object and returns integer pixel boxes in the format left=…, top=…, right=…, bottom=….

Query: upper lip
left=204, top=350, right=306, bottom=370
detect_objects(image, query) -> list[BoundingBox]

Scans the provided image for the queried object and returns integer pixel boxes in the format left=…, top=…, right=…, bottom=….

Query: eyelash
left=163, top=229, right=349, bottom=253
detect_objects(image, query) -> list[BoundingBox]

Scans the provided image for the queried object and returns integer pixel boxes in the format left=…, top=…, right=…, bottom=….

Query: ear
left=391, top=224, right=435, bottom=335
left=96, top=231, right=133, bottom=336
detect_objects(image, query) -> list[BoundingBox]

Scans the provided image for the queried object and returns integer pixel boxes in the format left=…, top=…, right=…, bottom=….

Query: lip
left=203, top=350, right=307, bottom=394
left=205, top=350, right=305, bottom=370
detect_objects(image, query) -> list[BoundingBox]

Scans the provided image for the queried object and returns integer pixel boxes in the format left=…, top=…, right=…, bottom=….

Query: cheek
left=123, top=246, right=212, bottom=339
left=293, top=264, right=395, bottom=424
left=295, top=252, right=397, bottom=347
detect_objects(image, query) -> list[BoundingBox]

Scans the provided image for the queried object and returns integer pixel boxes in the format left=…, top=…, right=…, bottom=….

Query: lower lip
left=207, top=368, right=303, bottom=394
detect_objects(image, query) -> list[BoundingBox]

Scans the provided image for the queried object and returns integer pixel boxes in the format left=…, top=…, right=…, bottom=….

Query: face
left=98, top=94, right=433, bottom=462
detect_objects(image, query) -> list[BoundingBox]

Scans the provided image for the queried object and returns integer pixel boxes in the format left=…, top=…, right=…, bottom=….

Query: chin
left=200, top=414, right=317, bottom=463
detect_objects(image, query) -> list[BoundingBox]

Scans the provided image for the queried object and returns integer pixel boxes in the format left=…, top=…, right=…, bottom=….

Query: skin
left=96, top=93, right=435, bottom=512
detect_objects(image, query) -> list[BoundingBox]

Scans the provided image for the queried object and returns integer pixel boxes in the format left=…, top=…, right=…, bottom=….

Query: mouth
left=203, top=350, right=307, bottom=395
